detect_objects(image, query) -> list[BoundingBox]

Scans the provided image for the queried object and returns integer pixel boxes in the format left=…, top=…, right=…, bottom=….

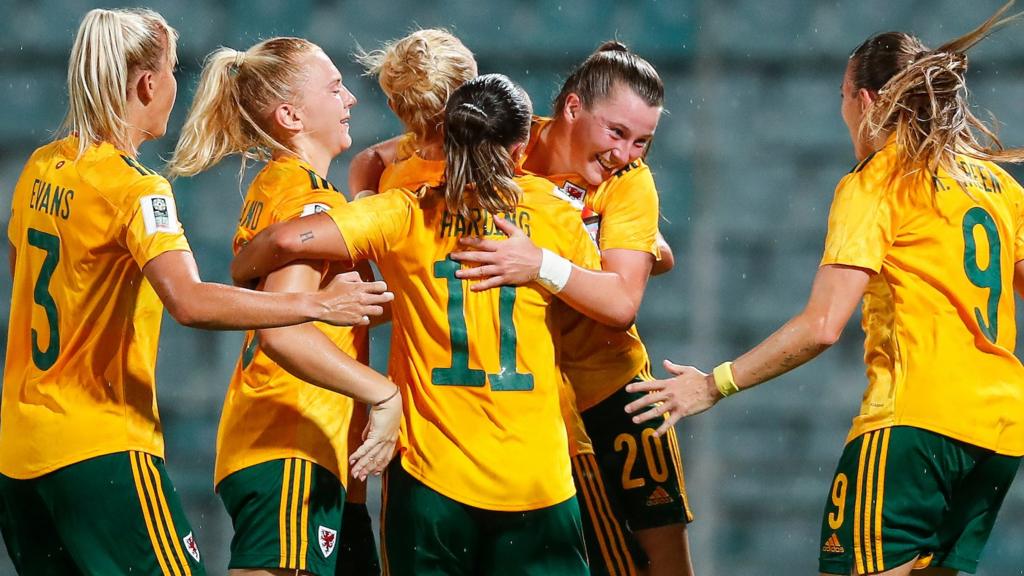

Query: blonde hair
left=168, top=37, right=319, bottom=178
left=356, top=29, right=476, bottom=145
left=854, top=1, right=1024, bottom=184
left=61, top=8, right=178, bottom=157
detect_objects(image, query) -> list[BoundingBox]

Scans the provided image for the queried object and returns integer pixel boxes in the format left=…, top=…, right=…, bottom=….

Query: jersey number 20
left=27, top=228, right=61, bottom=370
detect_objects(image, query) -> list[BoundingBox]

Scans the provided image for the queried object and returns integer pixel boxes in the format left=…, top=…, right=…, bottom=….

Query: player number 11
left=431, top=258, right=534, bottom=391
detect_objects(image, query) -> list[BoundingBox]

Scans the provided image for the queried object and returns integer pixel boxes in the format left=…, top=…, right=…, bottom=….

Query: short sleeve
left=819, top=163, right=896, bottom=272
left=275, top=188, right=348, bottom=223
left=122, top=177, right=192, bottom=267
left=586, top=162, right=660, bottom=257
left=327, top=188, right=413, bottom=263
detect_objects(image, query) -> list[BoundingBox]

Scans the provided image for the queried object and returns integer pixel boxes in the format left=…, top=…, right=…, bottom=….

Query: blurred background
left=2, top=0, right=1024, bottom=574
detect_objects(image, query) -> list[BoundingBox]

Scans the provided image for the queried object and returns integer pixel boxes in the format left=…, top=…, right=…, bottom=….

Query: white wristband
left=537, top=248, right=573, bottom=293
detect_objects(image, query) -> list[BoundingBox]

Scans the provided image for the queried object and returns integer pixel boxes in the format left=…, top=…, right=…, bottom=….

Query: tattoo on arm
left=300, top=231, right=314, bottom=243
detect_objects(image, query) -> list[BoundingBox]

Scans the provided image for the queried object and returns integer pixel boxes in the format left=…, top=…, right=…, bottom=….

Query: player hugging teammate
left=5, top=3, right=1024, bottom=576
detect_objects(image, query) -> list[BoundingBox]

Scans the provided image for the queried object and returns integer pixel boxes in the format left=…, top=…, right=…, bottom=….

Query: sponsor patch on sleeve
left=301, top=203, right=331, bottom=217
left=140, top=195, right=180, bottom=235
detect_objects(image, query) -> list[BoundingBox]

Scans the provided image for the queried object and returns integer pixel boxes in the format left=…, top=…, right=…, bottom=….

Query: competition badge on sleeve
left=301, top=203, right=331, bottom=217
left=140, top=194, right=181, bottom=235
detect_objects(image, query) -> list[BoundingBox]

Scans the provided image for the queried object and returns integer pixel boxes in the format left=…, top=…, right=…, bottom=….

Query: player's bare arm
left=451, top=215, right=649, bottom=329
left=348, top=135, right=401, bottom=194
left=146, top=249, right=390, bottom=329
left=256, top=260, right=400, bottom=478
left=651, top=231, right=675, bottom=276
left=231, top=211, right=353, bottom=284
left=625, top=264, right=870, bottom=436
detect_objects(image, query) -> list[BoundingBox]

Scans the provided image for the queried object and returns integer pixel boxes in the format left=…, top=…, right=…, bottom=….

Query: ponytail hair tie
left=230, top=50, right=246, bottom=74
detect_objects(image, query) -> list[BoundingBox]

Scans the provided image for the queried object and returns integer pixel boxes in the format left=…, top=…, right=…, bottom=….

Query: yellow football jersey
left=378, top=133, right=445, bottom=192
left=214, top=157, right=364, bottom=486
left=329, top=175, right=600, bottom=511
left=1, top=136, right=192, bottom=479
left=377, top=133, right=594, bottom=457
left=523, top=117, right=658, bottom=411
left=822, top=140, right=1024, bottom=455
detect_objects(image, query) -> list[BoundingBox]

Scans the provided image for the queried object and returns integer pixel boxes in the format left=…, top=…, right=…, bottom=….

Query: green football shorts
left=218, top=458, right=346, bottom=576
left=573, top=383, right=693, bottom=576
left=819, top=426, right=1019, bottom=575
left=381, top=459, right=588, bottom=576
left=0, top=451, right=205, bottom=576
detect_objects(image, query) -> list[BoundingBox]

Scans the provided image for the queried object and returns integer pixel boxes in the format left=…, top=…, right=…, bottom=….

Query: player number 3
left=27, top=228, right=61, bottom=370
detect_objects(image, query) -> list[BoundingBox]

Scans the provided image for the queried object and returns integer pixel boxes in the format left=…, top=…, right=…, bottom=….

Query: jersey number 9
left=962, top=207, right=1001, bottom=343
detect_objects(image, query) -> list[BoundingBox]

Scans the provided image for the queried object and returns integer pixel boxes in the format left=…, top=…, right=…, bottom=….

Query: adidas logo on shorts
left=822, top=533, right=844, bottom=554
left=645, top=486, right=673, bottom=506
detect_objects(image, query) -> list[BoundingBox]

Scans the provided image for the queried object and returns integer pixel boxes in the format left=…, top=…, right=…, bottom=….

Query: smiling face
left=564, top=83, right=662, bottom=186
left=294, top=49, right=357, bottom=157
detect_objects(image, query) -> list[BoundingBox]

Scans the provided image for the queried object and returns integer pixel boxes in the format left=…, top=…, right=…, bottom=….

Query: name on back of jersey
left=29, top=178, right=74, bottom=220
left=439, top=208, right=532, bottom=239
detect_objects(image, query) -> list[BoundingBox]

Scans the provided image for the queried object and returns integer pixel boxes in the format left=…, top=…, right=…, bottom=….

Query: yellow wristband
left=713, top=362, right=740, bottom=397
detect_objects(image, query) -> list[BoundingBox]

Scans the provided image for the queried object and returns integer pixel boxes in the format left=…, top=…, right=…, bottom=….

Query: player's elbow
left=164, top=298, right=204, bottom=329
left=269, top=225, right=303, bottom=261
left=256, top=328, right=287, bottom=358
left=604, top=304, right=637, bottom=331
left=806, top=314, right=843, bottom=348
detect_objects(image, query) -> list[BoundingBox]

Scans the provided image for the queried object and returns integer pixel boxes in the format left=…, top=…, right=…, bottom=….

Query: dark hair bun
left=445, top=74, right=530, bottom=149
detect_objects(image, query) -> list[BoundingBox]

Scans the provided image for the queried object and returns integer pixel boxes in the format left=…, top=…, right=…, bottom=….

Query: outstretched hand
left=624, top=360, right=722, bottom=436
left=449, top=216, right=542, bottom=291
left=349, top=388, right=402, bottom=480
left=316, top=271, right=394, bottom=327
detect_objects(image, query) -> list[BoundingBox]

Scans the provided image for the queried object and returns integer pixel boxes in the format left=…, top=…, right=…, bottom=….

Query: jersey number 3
left=27, top=228, right=61, bottom=370
left=962, top=207, right=1001, bottom=343
left=431, top=258, right=534, bottom=391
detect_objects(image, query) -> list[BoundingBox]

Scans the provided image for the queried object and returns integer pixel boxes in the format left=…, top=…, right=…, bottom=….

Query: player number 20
left=615, top=429, right=670, bottom=490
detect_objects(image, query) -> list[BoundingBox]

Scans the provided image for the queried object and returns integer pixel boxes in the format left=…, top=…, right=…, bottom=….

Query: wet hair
left=61, top=8, right=178, bottom=157
left=851, top=1, right=1024, bottom=181
left=356, top=29, right=477, bottom=145
left=442, top=74, right=531, bottom=217
left=168, top=37, right=320, bottom=177
left=553, top=40, right=663, bottom=113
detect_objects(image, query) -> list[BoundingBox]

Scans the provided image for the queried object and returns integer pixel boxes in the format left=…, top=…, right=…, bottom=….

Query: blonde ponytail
left=168, top=37, right=318, bottom=178
left=61, top=8, right=177, bottom=157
